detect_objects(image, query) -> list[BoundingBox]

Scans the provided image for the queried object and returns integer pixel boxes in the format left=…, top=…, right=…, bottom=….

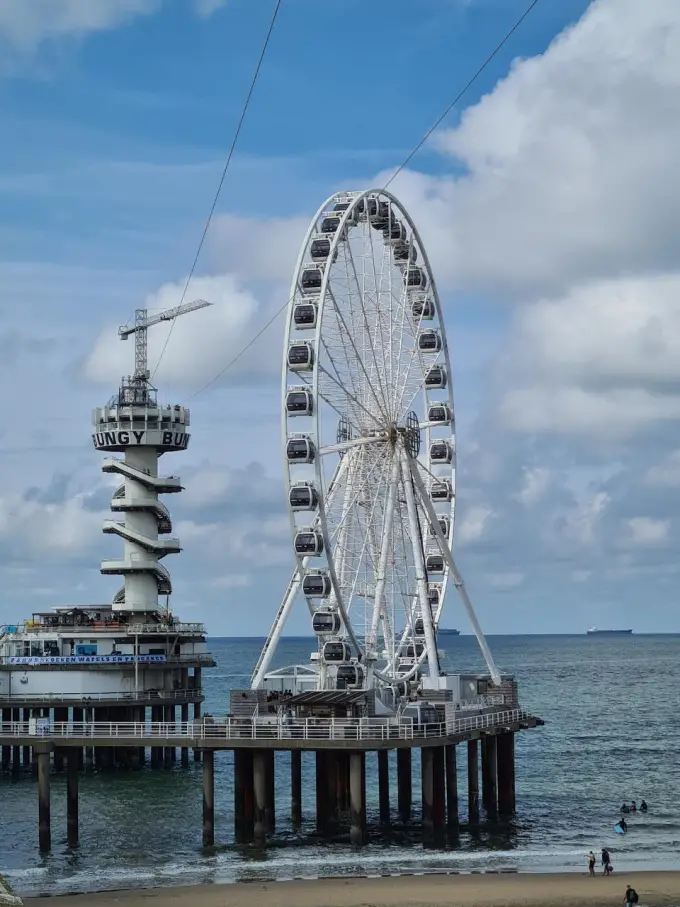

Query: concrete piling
left=291, top=750, right=302, bottom=827
left=202, top=749, right=215, bottom=846
left=378, top=749, right=390, bottom=824
left=481, top=734, right=498, bottom=815
left=445, top=744, right=458, bottom=827
left=234, top=749, right=254, bottom=843
left=348, top=751, right=366, bottom=845
left=36, top=743, right=51, bottom=852
left=181, top=703, right=190, bottom=767
left=397, top=748, right=412, bottom=822
left=497, top=731, right=516, bottom=815
left=265, top=750, right=275, bottom=834
left=67, top=749, right=79, bottom=848
left=467, top=738, right=479, bottom=823
left=253, top=750, right=267, bottom=843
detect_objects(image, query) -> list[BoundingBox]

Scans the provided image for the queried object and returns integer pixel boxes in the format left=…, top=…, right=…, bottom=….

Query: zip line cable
left=184, top=0, right=541, bottom=402
left=150, top=0, right=284, bottom=382
left=383, top=0, right=541, bottom=188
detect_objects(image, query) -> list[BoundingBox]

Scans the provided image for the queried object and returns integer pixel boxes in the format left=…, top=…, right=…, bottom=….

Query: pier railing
left=0, top=707, right=530, bottom=742
left=126, top=623, right=206, bottom=636
left=0, top=689, right=203, bottom=705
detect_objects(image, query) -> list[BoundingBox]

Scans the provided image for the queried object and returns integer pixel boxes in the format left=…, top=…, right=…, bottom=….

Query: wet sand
left=23, top=870, right=680, bottom=907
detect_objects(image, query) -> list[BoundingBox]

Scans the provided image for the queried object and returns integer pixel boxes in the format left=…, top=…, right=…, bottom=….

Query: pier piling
left=446, top=744, right=459, bottom=827
left=181, top=703, right=190, bottom=766
left=234, top=749, right=254, bottom=842
left=202, top=749, right=215, bottom=846
left=67, top=749, right=79, bottom=848
left=36, top=742, right=52, bottom=852
left=265, top=750, right=276, bottom=833
left=497, top=731, right=516, bottom=815
left=467, top=738, right=479, bottom=823
left=378, top=749, right=390, bottom=824
left=349, top=751, right=366, bottom=845
left=481, top=734, right=498, bottom=816
left=397, top=748, right=412, bottom=822
left=291, top=750, right=302, bottom=827
left=253, top=750, right=267, bottom=843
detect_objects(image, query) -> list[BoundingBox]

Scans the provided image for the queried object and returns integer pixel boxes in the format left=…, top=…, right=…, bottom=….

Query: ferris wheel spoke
left=366, top=452, right=399, bottom=653
left=399, top=444, right=441, bottom=681
left=319, top=435, right=387, bottom=457
left=324, top=284, right=390, bottom=423
left=338, top=450, right=393, bottom=633
left=341, top=234, right=393, bottom=418
left=316, top=363, right=384, bottom=431
left=407, top=453, right=501, bottom=684
left=318, top=318, right=366, bottom=416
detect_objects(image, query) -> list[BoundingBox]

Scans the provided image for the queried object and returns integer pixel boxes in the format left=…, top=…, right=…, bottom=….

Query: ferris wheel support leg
left=367, top=454, right=400, bottom=655
left=407, top=458, right=501, bottom=686
left=251, top=566, right=303, bottom=689
left=400, top=446, right=440, bottom=681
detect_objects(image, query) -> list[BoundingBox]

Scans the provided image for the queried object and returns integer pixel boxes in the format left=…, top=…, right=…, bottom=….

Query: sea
left=2, top=634, right=679, bottom=898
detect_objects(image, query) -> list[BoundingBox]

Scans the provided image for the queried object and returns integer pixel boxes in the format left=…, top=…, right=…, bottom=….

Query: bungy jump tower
left=0, top=301, right=215, bottom=771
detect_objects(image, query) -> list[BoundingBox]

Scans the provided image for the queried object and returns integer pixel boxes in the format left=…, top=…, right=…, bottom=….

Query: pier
left=0, top=705, right=542, bottom=851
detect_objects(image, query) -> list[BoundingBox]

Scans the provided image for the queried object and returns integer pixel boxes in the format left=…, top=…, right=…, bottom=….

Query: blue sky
left=1, top=0, right=679, bottom=638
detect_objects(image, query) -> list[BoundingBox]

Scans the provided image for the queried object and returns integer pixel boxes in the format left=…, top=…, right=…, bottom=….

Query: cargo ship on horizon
left=586, top=627, right=633, bottom=636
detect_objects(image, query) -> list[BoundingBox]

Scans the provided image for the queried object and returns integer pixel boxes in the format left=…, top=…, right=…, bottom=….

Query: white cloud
left=207, top=214, right=310, bottom=284
left=495, top=274, right=680, bottom=438
left=386, top=0, right=680, bottom=298
left=83, top=273, right=280, bottom=390
left=0, top=0, right=158, bottom=50
left=487, top=571, right=524, bottom=589
left=456, top=504, right=494, bottom=544
left=514, top=467, right=551, bottom=506
left=622, top=516, right=669, bottom=547
left=193, top=0, right=227, bottom=17
left=645, top=450, right=680, bottom=488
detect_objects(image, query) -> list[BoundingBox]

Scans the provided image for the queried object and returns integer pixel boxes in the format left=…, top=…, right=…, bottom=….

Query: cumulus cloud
left=622, top=516, right=669, bottom=547
left=491, top=274, right=680, bottom=439
left=83, top=273, right=281, bottom=390
left=0, top=0, right=159, bottom=50
left=386, top=0, right=680, bottom=298
left=207, top=214, right=310, bottom=284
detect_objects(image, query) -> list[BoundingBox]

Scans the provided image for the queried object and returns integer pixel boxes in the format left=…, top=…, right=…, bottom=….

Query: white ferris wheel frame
left=251, top=188, right=500, bottom=691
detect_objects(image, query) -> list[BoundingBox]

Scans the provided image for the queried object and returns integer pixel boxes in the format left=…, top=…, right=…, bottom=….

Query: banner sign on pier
left=7, top=654, right=167, bottom=665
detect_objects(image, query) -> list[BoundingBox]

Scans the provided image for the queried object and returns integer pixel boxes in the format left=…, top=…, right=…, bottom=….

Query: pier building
left=0, top=302, right=214, bottom=774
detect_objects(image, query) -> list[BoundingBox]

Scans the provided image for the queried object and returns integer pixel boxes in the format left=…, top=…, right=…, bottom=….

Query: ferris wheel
left=252, top=189, right=499, bottom=695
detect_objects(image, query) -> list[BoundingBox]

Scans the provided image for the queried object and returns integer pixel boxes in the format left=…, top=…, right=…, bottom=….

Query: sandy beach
left=22, top=871, right=680, bottom=907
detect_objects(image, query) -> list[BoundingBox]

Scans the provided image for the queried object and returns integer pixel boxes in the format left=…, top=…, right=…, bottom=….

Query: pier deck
left=0, top=707, right=539, bottom=750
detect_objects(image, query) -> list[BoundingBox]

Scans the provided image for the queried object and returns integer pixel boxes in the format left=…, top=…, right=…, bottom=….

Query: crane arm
left=118, top=299, right=211, bottom=339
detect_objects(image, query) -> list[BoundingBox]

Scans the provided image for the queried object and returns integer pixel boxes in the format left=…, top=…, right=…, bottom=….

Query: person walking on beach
left=602, top=847, right=611, bottom=875
left=623, top=883, right=639, bottom=904
left=587, top=851, right=596, bottom=875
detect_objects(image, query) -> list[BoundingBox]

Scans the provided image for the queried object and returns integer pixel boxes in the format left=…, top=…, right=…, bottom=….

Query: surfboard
left=614, top=824, right=626, bottom=834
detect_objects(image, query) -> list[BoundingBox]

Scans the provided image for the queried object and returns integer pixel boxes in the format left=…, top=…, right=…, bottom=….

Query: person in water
left=619, top=817, right=628, bottom=832
left=602, top=847, right=611, bottom=875
left=587, top=851, right=596, bottom=876
left=630, top=801, right=637, bottom=812
left=640, top=799, right=648, bottom=812
left=621, top=803, right=630, bottom=813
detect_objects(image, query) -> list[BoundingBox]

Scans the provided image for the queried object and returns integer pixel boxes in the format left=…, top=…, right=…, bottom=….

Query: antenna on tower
left=117, top=299, right=212, bottom=404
